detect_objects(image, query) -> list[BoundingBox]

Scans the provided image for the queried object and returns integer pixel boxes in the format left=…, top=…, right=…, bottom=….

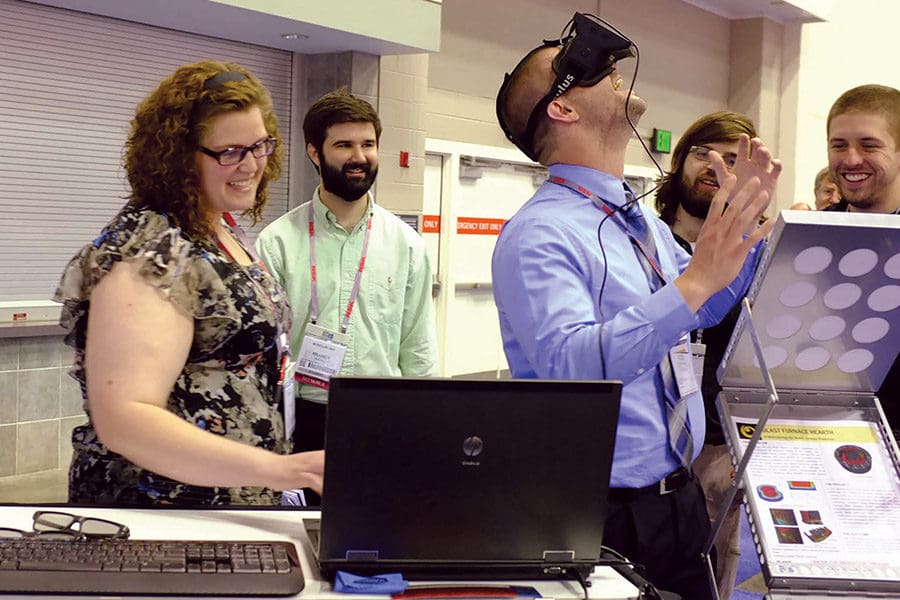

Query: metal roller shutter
left=0, top=0, right=293, bottom=302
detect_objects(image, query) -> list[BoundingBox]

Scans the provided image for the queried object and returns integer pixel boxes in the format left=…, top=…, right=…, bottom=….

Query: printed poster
left=732, top=418, right=900, bottom=582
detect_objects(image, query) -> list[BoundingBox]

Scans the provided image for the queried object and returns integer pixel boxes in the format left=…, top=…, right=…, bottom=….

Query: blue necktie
left=624, top=193, right=694, bottom=471
left=623, top=193, right=659, bottom=289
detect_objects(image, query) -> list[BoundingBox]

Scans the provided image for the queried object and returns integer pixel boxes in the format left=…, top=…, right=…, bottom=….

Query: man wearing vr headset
left=492, top=14, right=781, bottom=600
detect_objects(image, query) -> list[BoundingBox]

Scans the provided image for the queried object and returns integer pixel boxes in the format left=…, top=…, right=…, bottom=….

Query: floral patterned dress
left=54, top=205, right=292, bottom=506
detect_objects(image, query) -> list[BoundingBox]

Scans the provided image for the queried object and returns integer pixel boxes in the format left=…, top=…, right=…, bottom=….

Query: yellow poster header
left=736, top=422, right=879, bottom=443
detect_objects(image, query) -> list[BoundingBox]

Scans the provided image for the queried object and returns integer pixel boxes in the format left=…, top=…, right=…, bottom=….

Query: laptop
left=305, top=375, right=622, bottom=581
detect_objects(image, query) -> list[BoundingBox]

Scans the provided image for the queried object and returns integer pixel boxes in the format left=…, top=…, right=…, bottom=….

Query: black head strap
left=496, top=41, right=563, bottom=162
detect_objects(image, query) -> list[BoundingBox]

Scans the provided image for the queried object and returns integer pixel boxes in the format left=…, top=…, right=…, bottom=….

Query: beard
left=835, top=178, right=881, bottom=211
left=676, top=173, right=716, bottom=219
left=320, top=157, right=378, bottom=202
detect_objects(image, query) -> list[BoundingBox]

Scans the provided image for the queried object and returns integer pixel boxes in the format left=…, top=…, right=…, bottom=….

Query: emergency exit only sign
left=456, top=217, right=506, bottom=235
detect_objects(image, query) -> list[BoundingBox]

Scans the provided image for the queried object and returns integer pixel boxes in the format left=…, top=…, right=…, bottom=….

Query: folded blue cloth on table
left=334, top=571, right=409, bottom=594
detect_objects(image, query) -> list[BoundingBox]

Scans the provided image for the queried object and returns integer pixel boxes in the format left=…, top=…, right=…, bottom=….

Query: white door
left=423, top=153, right=445, bottom=362
left=425, top=140, right=545, bottom=377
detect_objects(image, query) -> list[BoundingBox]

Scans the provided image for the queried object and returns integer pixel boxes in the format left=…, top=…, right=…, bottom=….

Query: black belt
left=608, top=467, right=692, bottom=502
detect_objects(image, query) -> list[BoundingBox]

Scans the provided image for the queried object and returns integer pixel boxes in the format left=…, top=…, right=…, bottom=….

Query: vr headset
left=496, top=13, right=637, bottom=161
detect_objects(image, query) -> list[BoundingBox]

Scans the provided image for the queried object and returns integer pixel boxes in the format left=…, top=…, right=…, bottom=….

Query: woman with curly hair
left=54, top=60, right=323, bottom=505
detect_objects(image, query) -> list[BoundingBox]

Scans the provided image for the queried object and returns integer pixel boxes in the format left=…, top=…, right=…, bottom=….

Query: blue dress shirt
left=491, top=164, right=758, bottom=487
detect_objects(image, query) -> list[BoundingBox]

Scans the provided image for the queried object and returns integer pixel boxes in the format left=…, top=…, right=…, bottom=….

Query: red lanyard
left=308, top=201, right=374, bottom=334
left=219, top=212, right=269, bottom=273
left=549, top=175, right=667, bottom=287
left=218, top=212, right=289, bottom=385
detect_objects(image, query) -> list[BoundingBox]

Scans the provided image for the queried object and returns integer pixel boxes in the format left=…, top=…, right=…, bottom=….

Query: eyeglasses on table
left=0, top=510, right=130, bottom=541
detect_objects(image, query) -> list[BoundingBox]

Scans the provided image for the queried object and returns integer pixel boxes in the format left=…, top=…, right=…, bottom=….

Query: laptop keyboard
left=0, top=537, right=305, bottom=596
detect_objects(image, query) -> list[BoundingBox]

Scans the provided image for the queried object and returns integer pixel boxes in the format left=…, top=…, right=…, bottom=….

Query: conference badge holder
left=295, top=323, right=350, bottom=390
left=707, top=210, right=900, bottom=599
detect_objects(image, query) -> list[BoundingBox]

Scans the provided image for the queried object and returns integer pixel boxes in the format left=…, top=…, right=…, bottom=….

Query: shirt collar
left=313, top=188, right=373, bottom=232
left=547, top=164, right=631, bottom=210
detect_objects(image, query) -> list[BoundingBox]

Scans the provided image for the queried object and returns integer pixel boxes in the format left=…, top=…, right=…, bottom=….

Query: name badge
left=669, top=338, right=699, bottom=398
left=295, top=323, right=349, bottom=390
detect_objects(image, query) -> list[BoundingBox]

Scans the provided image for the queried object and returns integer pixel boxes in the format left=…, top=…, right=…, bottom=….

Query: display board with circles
left=719, top=211, right=899, bottom=394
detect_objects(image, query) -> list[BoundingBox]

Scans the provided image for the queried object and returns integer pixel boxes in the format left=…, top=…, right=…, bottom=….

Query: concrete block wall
left=376, top=53, right=429, bottom=215
left=0, top=335, right=86, bottom=486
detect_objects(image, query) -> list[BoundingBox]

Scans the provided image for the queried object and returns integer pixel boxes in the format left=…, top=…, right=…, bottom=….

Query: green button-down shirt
left=255, top=190, right=439, bottom=403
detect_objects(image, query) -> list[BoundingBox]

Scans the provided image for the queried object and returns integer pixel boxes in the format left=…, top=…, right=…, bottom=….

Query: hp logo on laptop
left=462, top=436, right=483, bottom=464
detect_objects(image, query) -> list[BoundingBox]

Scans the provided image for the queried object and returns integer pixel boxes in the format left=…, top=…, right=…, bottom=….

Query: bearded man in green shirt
left=256, top=89, right=439, bottom=505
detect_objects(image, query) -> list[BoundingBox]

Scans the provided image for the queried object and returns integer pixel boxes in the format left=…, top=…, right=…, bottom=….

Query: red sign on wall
left=456, top=217, right=506, bottom=235
left=422, top=215, right=441, bottom=233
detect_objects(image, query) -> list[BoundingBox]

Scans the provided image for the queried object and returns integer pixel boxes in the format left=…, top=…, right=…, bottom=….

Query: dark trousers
left=292, top=398, right=327, bottom=507
left=603, top=478, right=715, bottom=600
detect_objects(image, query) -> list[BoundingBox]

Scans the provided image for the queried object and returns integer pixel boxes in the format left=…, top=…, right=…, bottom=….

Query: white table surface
left=0, top=505, right=640, bottom=600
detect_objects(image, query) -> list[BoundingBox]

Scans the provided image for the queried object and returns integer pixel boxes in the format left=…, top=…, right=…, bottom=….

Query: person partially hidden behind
left=813, top=166, right=841, bottom=210
left=255, top=89, right=438, bottom=504
left=823, top=84, right=899, bottom=441
left=54, top=61, right=324, bottom=505
left=492, top=14, right=781, bottom=600
left=654, top=110, right=760, bottom=600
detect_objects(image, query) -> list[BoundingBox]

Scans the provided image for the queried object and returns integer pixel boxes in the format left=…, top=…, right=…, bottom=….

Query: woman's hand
left=271, top=450, right=326, bottom=495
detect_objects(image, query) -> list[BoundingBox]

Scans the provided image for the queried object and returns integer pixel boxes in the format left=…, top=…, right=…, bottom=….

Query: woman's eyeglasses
left=198, top=137, right=277, bottom=166
left=0, top=511, right=130, bottom=541
left=688, top=145, right=738, bottom=169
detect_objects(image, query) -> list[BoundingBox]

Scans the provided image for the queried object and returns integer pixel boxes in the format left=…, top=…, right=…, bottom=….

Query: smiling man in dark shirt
left=823, top=84, right=900, bottom=440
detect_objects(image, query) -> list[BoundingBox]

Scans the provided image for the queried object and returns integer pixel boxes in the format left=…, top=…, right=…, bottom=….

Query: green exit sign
left=652, top=128, right=672, bottom=153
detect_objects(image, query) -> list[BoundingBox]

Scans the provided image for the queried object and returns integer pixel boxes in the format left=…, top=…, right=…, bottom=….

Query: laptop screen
left=318, top=376, right=622, bottom=574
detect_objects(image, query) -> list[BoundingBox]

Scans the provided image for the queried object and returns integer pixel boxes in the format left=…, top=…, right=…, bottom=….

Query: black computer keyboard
left=0, top=537, right=305, bottom=596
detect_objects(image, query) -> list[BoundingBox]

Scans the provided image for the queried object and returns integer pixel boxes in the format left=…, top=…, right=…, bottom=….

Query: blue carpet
left=731, top=588, right=765, bottom=600
left=730, top=508, right=765, bottom=599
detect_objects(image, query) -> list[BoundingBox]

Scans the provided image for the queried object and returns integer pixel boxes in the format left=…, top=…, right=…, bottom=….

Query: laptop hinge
left=345, top=550, right=380, bottom=561
left=542, top=550, right=576, bottom=562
